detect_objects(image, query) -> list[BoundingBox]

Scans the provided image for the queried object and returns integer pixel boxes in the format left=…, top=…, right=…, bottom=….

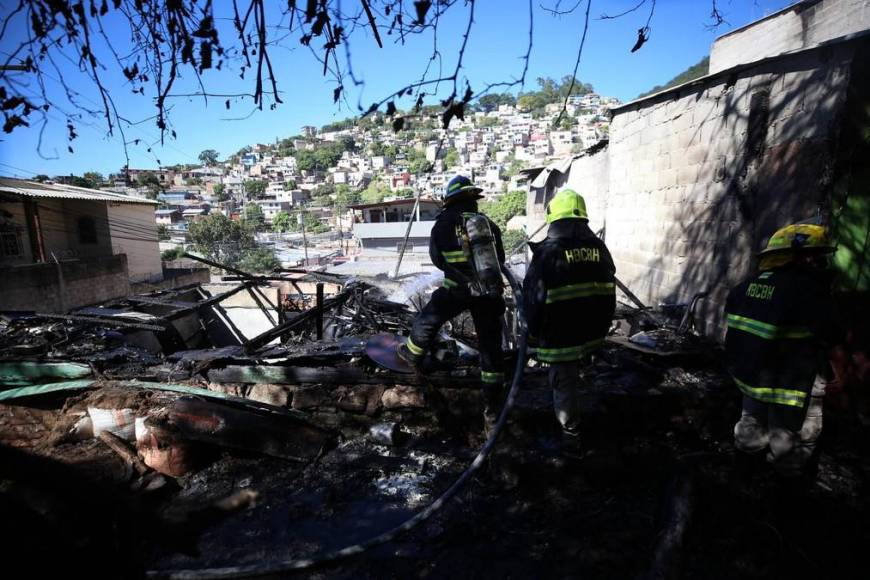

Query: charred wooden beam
left=125, top=296, right=199, bottom=309
left=182, top=252, right=270, bottom=282
left=33, top=312, right=167, bottom=332
left=197, top=283, right=250, bottom=307
left=208, top=364, right=481, bottom=388
left=245, top=285, right=277, bottom=326
left=98, top=431, right=150, bottom=476
left=242, top=289, right=354, bottom=352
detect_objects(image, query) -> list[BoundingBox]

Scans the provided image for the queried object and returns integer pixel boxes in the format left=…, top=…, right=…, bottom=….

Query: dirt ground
left=1, top=345, right=868, bottom=579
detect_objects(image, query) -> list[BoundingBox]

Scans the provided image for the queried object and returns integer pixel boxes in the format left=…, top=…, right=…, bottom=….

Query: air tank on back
left=464, top=214, right=503, bottom=298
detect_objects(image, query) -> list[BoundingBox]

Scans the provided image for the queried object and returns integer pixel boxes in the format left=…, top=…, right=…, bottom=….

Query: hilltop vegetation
left=637, top=57, right=710, bottom=99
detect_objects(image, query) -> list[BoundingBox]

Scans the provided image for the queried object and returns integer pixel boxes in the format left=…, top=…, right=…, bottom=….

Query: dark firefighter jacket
left=429, top=199, right=506, bottom=289
left=523, top=219, right=616, bottom=363
left=724, top=263, right=839, bottom=408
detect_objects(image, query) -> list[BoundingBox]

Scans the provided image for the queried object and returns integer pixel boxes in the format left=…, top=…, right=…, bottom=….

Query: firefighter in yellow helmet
left=724, top=223, right=841, bottom=479
left=523, top=189, right=616, bottom=458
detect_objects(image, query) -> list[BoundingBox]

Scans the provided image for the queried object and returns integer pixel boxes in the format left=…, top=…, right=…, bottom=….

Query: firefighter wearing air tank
left=725, top=223, right=840, bottom=478
left=398, top=175, right=507, bottom=427
left=523, top=189, right=616, bottom=455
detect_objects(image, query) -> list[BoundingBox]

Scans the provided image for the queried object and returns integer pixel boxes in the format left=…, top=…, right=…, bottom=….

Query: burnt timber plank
left=208, top=364, right=480, bottom=387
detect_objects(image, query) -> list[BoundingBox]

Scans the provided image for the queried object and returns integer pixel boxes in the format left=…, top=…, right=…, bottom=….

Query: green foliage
left=34, top=174, right=49, bottom=182
left=443, top=148, right=460, bottom=171
left=157, top=224, right=170, bottom=241
left=405, top=147, right=428, bottom=175
left=556, top=115, right=575, bottom=131
left=272, top=210, right=292, bottom=233
left=290, top=210, right=329, bottom=234
left=188, top=213, right=254, bottom=266
left=198, top=149, right=219, bottom=166
left=236, top=247, right=280, bottom=273
left=504, top=155, right=527, bottom=178
left=136, top=172, right=163, bottom=198
left=185, top=177, right=203, bottom=186
left=283, top=180, right=297, bottom=190
left=320, top=118, right=355, bottom=133
left=137, top=173, right=160, bottom=187
left=479, top=190, right=526, bottom=230
left=475, top=93, right=516, bottom=112
left=477, top=116, right=500, bottom=128
left=334, top=184, right=361, bottom=208
left=243, top=203, right=266, bottom=231
left=361, top=179, right=391, bottom=204
left=637, top=56, right=709, bottom=99
left=213, top=183, right=228, bottom=201
left=277, top=137, right=295, bottom=157
left=161, top=246, right=184, bottom=260
left=243, top=179, right=267, bottom=198
left=517, top=76, right=593, bottom=113
left=312, top=182, right=335, bottom=198
left=501, top=229, right=527, bottom=254
left=82, top=171, right=104, bottom=187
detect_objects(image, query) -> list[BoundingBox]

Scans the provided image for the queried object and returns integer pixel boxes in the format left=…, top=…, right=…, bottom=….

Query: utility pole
left=298, top=206, right=309, bottom=264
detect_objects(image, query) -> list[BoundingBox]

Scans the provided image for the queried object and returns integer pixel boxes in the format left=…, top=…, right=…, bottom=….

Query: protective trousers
left=549, top=361, right=583, bottom=434
left=734, top=375, right=826, bottom=476
left=408, top=286, right=505, bottom=410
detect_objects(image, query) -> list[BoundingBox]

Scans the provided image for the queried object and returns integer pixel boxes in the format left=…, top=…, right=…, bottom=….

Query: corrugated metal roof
left=0, top=177, right=158, bottom=205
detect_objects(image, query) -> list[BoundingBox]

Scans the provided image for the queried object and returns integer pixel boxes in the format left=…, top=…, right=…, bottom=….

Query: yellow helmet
left=759, top=224, right=836, bottom=256
left=546, top=189, right=588, bottom=224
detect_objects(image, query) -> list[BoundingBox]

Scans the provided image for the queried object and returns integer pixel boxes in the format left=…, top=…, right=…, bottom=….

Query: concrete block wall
left=710, top=0, right=870, bottom=74
left=0, top=254, right=130, bottom=313
left=524, top=149, right=609, bottom=244
left=606, top=41, right=857, bottom=336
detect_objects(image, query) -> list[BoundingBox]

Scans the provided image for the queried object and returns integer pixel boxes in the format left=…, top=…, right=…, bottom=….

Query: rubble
left=1, top=268, right=867, bottom=579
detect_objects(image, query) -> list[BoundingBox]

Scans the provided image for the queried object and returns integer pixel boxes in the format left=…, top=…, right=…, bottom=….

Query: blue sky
left=0, top=0, right=793, bottom=178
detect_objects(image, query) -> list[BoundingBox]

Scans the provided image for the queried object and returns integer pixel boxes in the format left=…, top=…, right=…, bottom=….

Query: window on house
left=78, top=216, right=98, bottom=244
left=0, top=231, right=21, bottom=257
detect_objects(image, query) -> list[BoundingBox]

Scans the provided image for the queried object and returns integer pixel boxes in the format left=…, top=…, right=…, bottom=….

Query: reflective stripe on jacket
left=523, top=220, right=616, bottom=362
left=724, top=264, right=838, bottom=407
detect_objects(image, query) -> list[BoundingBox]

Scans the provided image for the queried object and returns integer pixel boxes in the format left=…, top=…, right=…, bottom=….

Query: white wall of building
left=107, top=201, right=163, bottom=282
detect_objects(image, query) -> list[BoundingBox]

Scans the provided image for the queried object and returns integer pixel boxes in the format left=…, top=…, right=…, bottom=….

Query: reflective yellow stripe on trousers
left=733, top=376, right=807, bottom=408
left=481, top=371, right=504, bottom=384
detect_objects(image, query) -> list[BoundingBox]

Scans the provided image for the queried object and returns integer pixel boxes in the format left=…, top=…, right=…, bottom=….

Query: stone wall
left=0, top=254, right=130, bottom=313
left=710, top=0, right=870, bottom=74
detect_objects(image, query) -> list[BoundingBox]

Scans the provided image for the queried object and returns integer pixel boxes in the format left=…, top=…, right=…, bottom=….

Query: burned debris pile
left=1, top=267, right=867, bottom=579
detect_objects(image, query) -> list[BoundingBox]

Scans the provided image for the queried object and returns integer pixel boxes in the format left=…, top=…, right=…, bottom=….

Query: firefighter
left=725, top=223, right=839, bottom=478
left=523, top=189, right=616, bottom=456
left=398, top=175, right=507, bottom=430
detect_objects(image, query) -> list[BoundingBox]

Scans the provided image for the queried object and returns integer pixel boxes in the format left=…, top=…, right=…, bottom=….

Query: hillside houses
left=89, top=92, right=618, bottom=251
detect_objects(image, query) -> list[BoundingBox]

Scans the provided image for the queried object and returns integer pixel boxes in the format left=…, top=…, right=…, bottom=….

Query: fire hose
left=152, top=267, right=529, bottom=579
